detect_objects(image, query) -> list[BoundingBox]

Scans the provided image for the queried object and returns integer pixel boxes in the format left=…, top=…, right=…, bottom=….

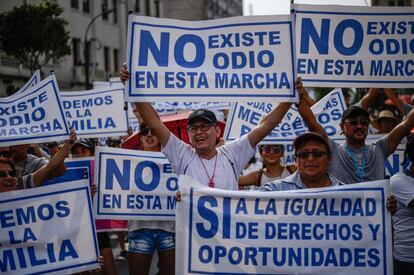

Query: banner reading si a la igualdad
left=176, top=176, right=392, bottom=274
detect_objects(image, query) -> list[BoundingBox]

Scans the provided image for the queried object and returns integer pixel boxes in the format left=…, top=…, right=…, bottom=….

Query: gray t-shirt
left=328, top=136, right=388, bottom=184
left=16, top=154, right=48, bottom=176
left=390, top=171, right=414, bottom=263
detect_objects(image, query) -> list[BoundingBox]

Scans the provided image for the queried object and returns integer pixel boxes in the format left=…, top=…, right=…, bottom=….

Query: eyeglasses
left=343, top=119, right=369, bottom=126
left=0, top=170, right=16, bottom=178
left=296, top=150, right=328, bottom=159
left=187, top=123, right=214, bottom=133
left=0, top=151, right=11, bottom=158
left=262, top=145, right=283, bottom=153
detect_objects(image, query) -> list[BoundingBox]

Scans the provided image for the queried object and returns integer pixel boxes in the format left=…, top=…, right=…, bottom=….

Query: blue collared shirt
left=257, top=171, right=343, bottom=192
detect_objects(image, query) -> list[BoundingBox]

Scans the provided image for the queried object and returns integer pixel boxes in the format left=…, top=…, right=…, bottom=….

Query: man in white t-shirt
left=121, top=65, right=292, bottom=190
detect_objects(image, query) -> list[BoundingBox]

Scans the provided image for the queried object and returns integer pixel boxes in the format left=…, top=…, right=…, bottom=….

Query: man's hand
left=386, top=195, right=397, bottom=215
left=120, top=63, right=130, bottom=84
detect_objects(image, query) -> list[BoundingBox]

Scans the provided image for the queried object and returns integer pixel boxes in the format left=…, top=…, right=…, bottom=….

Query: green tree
left=0, top=1, right=71, bottom=75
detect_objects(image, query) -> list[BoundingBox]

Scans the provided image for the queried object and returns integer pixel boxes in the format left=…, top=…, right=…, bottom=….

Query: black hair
left=0, top=158, right=17, bottom=177
left=402, top=134, right=414, bottom=166
left=139, top=122, right=150, bottom=136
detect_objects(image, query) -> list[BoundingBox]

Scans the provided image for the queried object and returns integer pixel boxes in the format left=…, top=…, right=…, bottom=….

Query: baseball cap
left=341, top=106, right=369, bottom=122
left=293, top=132, right=331, bottom=155
left=187, top=109, right=217, bottom=126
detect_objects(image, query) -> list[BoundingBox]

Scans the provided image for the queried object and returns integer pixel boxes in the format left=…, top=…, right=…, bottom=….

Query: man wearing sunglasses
left=121, top=65, right=292, bottom=190
left=297, top=81, right=414, bottom=184
left=259, top=132, right=341, bottom=191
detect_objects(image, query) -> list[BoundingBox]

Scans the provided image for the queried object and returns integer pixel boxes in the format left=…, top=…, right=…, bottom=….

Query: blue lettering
left=138, top=30, right=169, bottom=67
left=196, top=196, right=218, bottom=238
left=174, top=34, right=205, bottom=68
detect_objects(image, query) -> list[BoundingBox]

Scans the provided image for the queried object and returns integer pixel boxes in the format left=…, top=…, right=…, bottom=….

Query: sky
left=243, top=0, right=371, bottom=15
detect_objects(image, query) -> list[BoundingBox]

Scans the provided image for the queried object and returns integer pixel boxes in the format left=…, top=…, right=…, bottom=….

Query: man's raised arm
left=247, top=102, right=292, bottom=147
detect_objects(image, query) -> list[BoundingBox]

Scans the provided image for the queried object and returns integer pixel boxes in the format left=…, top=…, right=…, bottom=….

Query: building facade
left=0, top=0, right=242, bottom=96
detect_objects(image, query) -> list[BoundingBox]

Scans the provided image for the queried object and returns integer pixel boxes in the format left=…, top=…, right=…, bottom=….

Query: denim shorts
left=128, top=229, right=175, bottom=254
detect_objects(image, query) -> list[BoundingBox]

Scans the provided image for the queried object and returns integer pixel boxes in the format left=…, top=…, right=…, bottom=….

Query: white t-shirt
left=162, top=133, right=255, bottom=190
left=390, top=171, right=414, bottom=263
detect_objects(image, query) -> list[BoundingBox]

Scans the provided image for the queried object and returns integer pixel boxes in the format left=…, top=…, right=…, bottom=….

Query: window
left=155, top=0, right=160, bottom=18
left=145, top=0, right=150, bottom=16
left=113, top=49, right=119, bottom=72
left=134, top=0, right=140, bottom=13
left=112, top=0, right=118, bottom=23
left=72, top=38, right=82, bottom=65
left=104, top=46, right=111, bottom=72
left=102, top=0, right=109, bottom=20
left=83, top=0, right=90, bottom=14
left=71, top=0, right=79, bottom=9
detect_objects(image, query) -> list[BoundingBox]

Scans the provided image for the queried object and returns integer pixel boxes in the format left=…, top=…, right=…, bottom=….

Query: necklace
left=198, top=153, right=218, bottom=188
left=345, top=145, right=367, bottom=182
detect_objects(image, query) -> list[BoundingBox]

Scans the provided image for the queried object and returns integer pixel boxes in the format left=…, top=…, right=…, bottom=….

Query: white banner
left=126, top=15, right=297, bottom=102
left=295, top=4, right=414, bottom=88
left=0, top=75, right=70, bottom=146
left=94, top=147, right=178, bottom=220
left=385, top=143, right=410, bottom=177
left=61, top=87, right=129, bottom=138
left=176, top=176, right=392, bottom=274
left=224, top=88, right=346, bottom=144
left=0, top=180, right=100, bottom=274
left=127, top=106, right=140, bottom=133
left=13, top=70, right=41, bottom=95
left=152, top=101, right=231, bottom=115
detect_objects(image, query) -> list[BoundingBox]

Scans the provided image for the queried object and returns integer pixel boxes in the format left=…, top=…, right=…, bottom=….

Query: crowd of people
left=0, top=67, right=413, bottom=275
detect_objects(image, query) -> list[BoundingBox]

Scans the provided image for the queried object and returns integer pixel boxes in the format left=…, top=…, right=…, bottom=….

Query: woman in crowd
left=239, top=144, right=296, bottom=188
left=128, top=122, right=175, bottom=275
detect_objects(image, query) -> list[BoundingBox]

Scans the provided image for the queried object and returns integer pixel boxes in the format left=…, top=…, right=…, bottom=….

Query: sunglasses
left=262, top=145, right=283, bottom=153
left=187, top=123, right=214, bottom=134
left=0, top=170, right=16, bottom=178
left=343, top=119, right=369, bottom=126
left=0, top=151, right=11, bottom=158
left=296, top=150, right=328, bottom=159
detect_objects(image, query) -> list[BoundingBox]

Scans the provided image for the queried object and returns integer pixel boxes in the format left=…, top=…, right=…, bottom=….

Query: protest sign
left=43, top=158, right=93, bottom=186
left=127, top=105, right=140, bottom=133
left=385, top=144, right=410, bottom=177
left=176, top=176, right=392, bottom=274
left=94, top=146, right=178, bottom=220
left=0, top=75, right=70, bottom=146
left=13, top=70, right=41, bottom=96
left=295, top=4, right=414, bottom=88
left=126, top=15, right=297, bottom=102
left=0, top=180, right=100, bottom=274
left=152, top=101, right=231, bottom=115
left=224, top=88, right=346, bottom=144
left=41, top=157, right=128, bottom=232
left=61, top=87, right=129, bottom=138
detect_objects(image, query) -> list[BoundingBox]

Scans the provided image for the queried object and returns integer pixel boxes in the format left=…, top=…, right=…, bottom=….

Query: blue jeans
left=128, top=229, right=175, bottom=254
